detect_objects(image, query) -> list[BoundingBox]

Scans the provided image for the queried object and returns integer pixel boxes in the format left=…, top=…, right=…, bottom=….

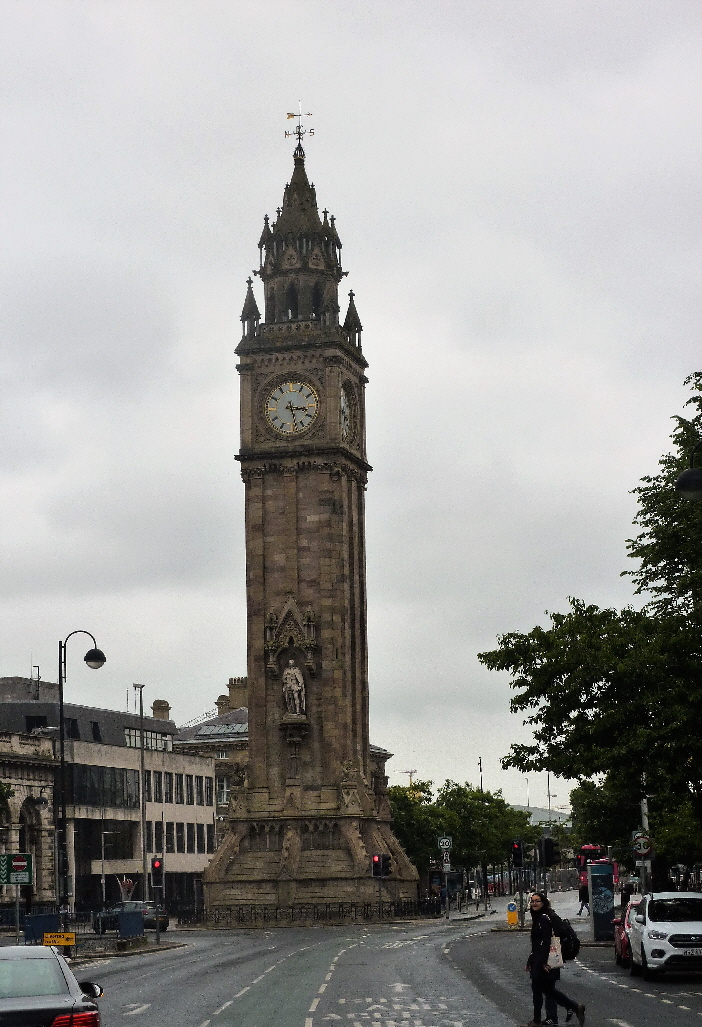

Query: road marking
left=234, top=987, right=250, bottom=997
left=197, top=1021, right=210, bottom=1027
left=213, top=1001, right=232, bottom=1015
left=305, top=1019, right=313, bottom=1027
left=319, top=984, right=327, bottom=994
left=124, top=1004, right=150, bottom=1016
left=608, top=1020, right=634, bottom=1027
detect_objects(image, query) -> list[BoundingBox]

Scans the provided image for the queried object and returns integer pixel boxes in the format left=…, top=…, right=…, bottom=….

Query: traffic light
left=372, top=854, right=382, bottom=877
left=381, top=854, right=392, bottom=877
left=151, top=855, right=164, bottom=888
left=542, top=838, right=561, bottom=867
left=510, top=839, right=524, bottom=868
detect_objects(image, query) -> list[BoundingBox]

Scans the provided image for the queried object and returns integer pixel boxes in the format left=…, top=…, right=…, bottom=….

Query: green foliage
left=624, top=371, right=702, bottom=618
left=388, top=779, right=535, bottom=875
left=570, top=776, right=640, bottom=867
left=477, top=373, right=702, bottom=865
left=387, top=781, right=449, bottom=873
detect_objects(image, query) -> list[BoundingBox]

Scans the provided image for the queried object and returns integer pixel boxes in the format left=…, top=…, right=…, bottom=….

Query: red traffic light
left=152, top=859, right=162, bottom=869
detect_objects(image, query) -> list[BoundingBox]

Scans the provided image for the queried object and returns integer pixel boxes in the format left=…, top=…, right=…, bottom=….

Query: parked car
left=628, top=892, right=702, bottom=979
left=92, top=900, right=169, bottom=934
left=613, top=897, right=641, bottom=967
left=0, top=944, right=103, bottom=1027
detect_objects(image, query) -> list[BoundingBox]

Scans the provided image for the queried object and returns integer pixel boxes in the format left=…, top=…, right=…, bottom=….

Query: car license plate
left=683, top=948, right=702, bottom=956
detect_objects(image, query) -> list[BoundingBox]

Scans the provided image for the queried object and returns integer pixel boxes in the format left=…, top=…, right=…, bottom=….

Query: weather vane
left=286, top=101, right=314, bottom=146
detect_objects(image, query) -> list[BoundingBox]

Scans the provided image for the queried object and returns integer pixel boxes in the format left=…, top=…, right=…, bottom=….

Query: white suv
left=629, top=892, right=702, bottom=979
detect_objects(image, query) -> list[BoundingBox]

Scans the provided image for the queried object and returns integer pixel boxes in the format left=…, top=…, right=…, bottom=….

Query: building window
left=124, top=728, right=173, bottom=751
left=164, top=773, right=173, bottom=803
left=154, top=821, right=164, bottom=853
left=175, top=774, right=184, bottom=804
left=143, top=770, right=152, bottom=803
left=145, top=822, right=153, bottom=853
left=196, top=824, right=205, bottom=854
left=65, top=718, right=80, bottom=740
left=185, top=775, right=194, bottom=805
left=90, top=721, right=102, bottom=742
left=216, top=751, right=227, bottom=759
left=205, top=778, right=213, bottom=806
left=176, top=823, right=185, bottom=853
left=186, top=823, right=195, bottom=854
left=165, top=822, right=175, bottom=853
left=26, top=715, right=48, bottom=733
left=66, top=764, right=140, bottom=809
left=216, top=777, right=230, bottom=807
left=195, top=776, right=204, bottom=805
left=206, top=824, right=215, bottom=853
left=154, top=771, right=163, bottom=803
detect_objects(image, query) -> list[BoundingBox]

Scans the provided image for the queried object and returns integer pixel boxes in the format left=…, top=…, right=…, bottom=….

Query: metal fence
left=178, top=897, right=442, bottom=927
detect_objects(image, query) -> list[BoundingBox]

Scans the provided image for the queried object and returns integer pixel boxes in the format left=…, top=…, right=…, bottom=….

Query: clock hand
left=286, top=401, right=300, bottom=429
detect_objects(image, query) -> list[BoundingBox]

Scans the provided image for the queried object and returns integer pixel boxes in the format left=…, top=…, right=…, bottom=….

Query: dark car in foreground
left=0, top=945, right=103, bottom=1027
left=92, top=900, right=169, bottom=934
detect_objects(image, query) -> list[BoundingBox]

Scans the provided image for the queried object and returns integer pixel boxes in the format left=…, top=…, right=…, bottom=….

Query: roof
left=0, top=701, right=175, bottom=747
left=174, top=707, right=391, bottom=757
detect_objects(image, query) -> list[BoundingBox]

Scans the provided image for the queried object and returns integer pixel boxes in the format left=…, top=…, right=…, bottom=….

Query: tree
left=477, top=373, right=702, bottom=845
left=388, top=779, right=535, bottom=877
left=624, top=370, right=702, bottom=618
left=387, top=781, right=451, bottom=874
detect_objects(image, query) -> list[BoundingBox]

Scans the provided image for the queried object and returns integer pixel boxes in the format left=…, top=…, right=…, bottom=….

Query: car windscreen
left=0, top=958, right=70, bottom=998
left=648, top=898, right=702, bottom=923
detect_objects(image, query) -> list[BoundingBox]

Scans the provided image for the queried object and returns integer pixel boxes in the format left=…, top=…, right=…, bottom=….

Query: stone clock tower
left=203, top=140, right=418, bottom=908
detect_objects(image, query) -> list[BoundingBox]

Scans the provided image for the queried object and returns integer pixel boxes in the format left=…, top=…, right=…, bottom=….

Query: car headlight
left=647, top=930, right=668, bottom=940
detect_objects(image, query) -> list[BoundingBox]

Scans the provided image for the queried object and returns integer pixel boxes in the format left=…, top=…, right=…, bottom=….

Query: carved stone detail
left=264, top=595, right=318, bottom=675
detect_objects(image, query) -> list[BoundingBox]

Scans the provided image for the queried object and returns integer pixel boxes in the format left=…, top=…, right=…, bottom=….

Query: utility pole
left=640, top=774, right=650, bottom=894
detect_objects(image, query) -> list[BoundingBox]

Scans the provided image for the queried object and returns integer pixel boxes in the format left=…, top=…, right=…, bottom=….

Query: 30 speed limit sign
left=632, top=835, right=652, bottom=856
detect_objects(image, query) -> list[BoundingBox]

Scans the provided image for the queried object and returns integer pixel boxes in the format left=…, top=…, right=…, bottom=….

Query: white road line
left=234, top=987, right=250, bottom=997
left=124, top=1004, right=150, bottom=1016
left=305, top=1019, right=313, bottom=1027
left=608, top=1020, right=634, bottom=1027
left=310, top=998, right=320, bottom=1012
left=213, top=1001, right=232, bottom=1015
left=197, top=1020, right=211, bottom=1027
left=319, top=984, right=327, bottom=994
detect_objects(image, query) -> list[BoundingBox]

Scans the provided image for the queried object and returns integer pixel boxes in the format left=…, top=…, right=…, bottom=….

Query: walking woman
left=523, top=892, right=585, bottom=1027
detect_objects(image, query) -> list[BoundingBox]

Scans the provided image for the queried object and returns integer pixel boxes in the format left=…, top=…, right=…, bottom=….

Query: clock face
left=340, top=386, right=352, bottom=441
left=266, top=381, right=319, bottom=435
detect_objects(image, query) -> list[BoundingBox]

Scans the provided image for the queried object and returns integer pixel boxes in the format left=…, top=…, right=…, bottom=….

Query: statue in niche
left=282, top=660, right=306, bottom=716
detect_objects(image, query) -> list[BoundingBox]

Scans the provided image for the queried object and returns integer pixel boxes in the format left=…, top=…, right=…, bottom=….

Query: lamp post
left=133, top=684, right=149, bottom=903
left=57, top=631, right=106, bottom=915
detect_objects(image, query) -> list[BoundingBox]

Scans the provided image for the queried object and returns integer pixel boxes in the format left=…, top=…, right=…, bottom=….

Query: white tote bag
left=547, top=933, right=564, bottom=970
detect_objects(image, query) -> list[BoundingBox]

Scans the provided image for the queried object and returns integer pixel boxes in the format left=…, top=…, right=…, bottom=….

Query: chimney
left=227, top=676, right=248, bottom=710
left=215, top=694, right=230, bottom=716
left=151, top=699, right=171, bottom=721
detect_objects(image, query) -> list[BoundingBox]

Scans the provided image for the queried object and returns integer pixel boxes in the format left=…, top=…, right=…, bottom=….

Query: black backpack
left=553, top=915, right=580, bottom=960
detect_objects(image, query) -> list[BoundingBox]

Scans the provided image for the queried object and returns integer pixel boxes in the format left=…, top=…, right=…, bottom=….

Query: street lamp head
left=84, top=647, right=106, bottom=670
left=675, top=467, right=702, bottom=502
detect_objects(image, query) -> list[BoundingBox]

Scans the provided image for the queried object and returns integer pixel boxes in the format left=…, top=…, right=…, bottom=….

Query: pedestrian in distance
left=522, top=891, right=585, bottom=1027
left=577, top=883, right=589, bottom=916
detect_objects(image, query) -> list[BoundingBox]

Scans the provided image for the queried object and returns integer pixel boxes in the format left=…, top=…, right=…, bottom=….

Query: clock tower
left=203, top=139, right=418, bottom=909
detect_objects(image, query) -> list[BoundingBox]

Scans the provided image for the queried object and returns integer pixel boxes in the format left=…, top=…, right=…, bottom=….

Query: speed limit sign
left=632, top=835, right=652, bottom=856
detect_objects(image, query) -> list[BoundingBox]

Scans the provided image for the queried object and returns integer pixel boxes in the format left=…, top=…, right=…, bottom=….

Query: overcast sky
left=1, top=1, right=700, bottom=810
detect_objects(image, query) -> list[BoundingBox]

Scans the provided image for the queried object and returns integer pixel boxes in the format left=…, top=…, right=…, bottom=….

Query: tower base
left=203, top=807, right=418, bottom=910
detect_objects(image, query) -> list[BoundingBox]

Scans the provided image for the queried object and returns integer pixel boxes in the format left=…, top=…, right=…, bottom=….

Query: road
left=69, top=894, right=702, bottom=1027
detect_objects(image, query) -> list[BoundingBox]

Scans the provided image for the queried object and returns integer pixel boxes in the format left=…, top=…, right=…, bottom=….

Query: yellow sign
left=506, top=902, right=518, bottom=926
left=42, top=933, right=76, bottom=946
